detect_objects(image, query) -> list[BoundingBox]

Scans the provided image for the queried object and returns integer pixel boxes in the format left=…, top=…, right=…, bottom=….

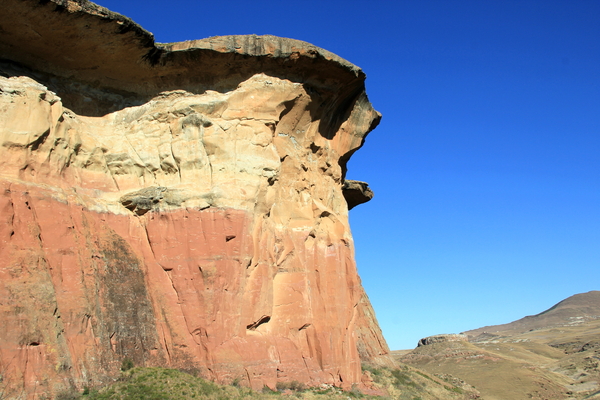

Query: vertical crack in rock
left=160, top=325, right=172, bottom=364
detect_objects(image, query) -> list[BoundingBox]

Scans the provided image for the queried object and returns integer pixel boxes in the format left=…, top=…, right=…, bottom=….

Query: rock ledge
left=418, top=334, right=469, bottom=347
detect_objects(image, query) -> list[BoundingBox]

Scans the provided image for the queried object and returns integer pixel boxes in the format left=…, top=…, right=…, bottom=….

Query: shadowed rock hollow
left=0, top=0, right=391, bottom=398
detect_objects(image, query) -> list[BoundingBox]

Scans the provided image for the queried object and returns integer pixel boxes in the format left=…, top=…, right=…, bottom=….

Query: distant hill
left=465, top=291, right=600, bottom=339
left=398, top=291, right=600, bottom=400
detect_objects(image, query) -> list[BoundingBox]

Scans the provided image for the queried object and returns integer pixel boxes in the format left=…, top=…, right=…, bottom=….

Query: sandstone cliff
left=0, top=0, right=390, bottom=398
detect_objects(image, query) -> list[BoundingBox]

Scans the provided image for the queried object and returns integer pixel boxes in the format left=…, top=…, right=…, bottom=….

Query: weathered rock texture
left=0, top=0, right=391, bottom=398
left=417, top=334, right=469, bottom=347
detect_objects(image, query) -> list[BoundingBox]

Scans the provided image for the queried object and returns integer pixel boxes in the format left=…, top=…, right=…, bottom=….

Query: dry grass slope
left=399, top=291, right=600, bottom=400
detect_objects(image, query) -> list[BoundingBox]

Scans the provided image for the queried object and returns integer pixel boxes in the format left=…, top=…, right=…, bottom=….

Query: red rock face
left=0, top=1, right=391, bottom=397
left=0, top=181, right=381, bottom=395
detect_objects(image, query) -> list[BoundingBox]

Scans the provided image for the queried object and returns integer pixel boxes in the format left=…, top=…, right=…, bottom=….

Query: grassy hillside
left=52, top=364, right=479, bottom=400
left=399, top=291, right=600, bottom=400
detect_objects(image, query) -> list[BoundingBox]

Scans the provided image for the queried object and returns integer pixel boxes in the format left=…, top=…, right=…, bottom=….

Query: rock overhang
left=0, top=0, right=380, bottom=204
left=0, top=0, right=367, bottom=102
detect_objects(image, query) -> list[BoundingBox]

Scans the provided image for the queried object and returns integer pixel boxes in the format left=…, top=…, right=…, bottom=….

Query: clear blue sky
left=94, top=0, right=600, bottom=350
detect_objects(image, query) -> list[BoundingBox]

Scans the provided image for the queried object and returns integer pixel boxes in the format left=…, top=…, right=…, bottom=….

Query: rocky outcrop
left=402, top=295, right=600, bottom=399
left=342, top=180, right=374, bottom=210
left=0, top=0, right=390, bottom=398
left=417, top=334, right=469, bottom=347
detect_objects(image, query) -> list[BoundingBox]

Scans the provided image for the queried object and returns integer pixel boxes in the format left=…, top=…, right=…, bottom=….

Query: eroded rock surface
left=342, top=180, right=374, bottom=210
left=417, top=334, right=469, bottom=347
left=0, top=1, right=390, bottom=397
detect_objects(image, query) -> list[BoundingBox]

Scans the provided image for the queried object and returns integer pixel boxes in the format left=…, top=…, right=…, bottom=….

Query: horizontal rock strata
left=418, top=334, right=469, bottom=347
left=0, top=0, right=390, bottom=397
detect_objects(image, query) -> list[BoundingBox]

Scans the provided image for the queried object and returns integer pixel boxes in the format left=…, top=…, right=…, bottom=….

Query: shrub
left=121, top=358, right=134, bottom=372
left=348, top=384, right=363, bottom=398
left=274, top=380, right=309, bottom=392
left=361, top=364, right=382, bottom=376
left=258, top=385, right=279, bottom=396
left=391, top=368, right=417, bottom=388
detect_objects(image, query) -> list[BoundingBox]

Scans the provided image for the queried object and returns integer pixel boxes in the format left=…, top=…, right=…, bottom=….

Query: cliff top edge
left=0, top=0, right=365, bottom=96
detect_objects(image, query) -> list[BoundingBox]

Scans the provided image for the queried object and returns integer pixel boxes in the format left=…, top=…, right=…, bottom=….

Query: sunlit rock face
left=0, top=0, right=391, bottom=397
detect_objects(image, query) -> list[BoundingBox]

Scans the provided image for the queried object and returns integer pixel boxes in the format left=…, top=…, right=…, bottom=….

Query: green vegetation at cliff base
left=56, top=364, right=474, bottom=400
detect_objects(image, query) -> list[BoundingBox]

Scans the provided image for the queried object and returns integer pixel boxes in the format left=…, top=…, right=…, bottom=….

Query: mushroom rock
left=0, top=0, right=391, bottom=397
